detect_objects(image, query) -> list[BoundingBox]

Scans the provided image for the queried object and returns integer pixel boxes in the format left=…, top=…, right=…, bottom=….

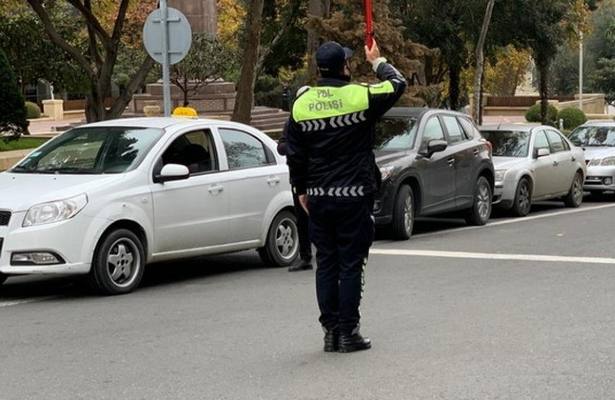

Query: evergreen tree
left=0, top=48, right=29, bottom=136
left=310, top=0, right=429, bottom=106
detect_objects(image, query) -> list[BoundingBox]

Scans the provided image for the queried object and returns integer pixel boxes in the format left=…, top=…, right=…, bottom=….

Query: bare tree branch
left=84, top=0, right=103, bottom=68
left=256, top=0, right=301, bottom=75
left=108, top=56, right=156, bottom=118
left=65, top=0, right=111, bottom=47
left=26, top=0, right=96, bottom=79
left=111, top=0, right=131, bottom=46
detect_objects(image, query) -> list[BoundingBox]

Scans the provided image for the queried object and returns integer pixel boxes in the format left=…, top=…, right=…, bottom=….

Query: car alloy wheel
left=403, top=196, right=413, bottom=237
left=477, top=181, right=491, bottom=221
left=275, top=217, right=299, bottom=262
left=258, top=210, right=299, bottom=268
left=513, top=178, right=532, bottom=217
left=106, top=238, right=141, bottom=289
left=564, top=172, right=584, bottom=208
left=391, top=185, right=414, bottom=240
left=466, top=176, right=492, bottom=226
left=89, top=228, right=146, bottom=295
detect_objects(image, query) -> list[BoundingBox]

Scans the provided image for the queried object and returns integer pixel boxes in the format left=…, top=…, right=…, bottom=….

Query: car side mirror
left=535, top=148, right=551, bottom=158
left=154, top=163, right=190, bottom=183
left=420, top=139, right=448, bottom=158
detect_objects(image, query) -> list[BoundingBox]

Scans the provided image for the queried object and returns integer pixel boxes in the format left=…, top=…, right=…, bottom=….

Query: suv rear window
left=480, top=130, right=530, bottom=158
left=375, top=117, right=418, bottom=151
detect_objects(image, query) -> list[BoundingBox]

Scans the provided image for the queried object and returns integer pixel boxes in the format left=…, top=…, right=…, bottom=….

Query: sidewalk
left=0, top=149, right=30, bottom=171
left=28, top=115, right=84, bottom=135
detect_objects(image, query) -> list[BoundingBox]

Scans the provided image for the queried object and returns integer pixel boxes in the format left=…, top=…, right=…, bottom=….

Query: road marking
left=0, top=296, right=58, bottom=308
left=370, top=248, right=615, bottom=265
left=411, top=203, right=615, bottom=239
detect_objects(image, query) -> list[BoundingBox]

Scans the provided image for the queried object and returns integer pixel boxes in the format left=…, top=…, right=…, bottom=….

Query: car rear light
left=484, top=141, right=493, bottom=157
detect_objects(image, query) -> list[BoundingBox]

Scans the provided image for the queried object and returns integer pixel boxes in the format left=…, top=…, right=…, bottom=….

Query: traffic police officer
left=285, top=40, right=407, bottom=353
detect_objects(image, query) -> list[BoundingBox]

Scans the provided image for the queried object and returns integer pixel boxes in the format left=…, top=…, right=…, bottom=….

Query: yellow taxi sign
left=172, top=106, right=198, bottom=118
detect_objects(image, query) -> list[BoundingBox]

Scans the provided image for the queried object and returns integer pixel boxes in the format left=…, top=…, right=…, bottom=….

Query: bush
left=25, top=101, right=41, bottom=119
left=526, top=103, right=559, bottom=125
left=558, top=107, right=587, bottom=130
left=0, top=48, right=28, bottom=135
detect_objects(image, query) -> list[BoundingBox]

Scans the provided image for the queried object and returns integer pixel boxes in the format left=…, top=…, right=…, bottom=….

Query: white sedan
left=0, top=118, right=298, bottom=294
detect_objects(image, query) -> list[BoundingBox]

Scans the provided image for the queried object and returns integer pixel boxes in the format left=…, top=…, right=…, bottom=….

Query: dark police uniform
left=285, top=43, right=406, bottom=350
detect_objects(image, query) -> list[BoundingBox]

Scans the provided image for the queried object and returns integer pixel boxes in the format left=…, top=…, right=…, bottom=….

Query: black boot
left=339, top=332, right=371, bottom=353
left=288, top=256, right=313, bottom=272
left=323, top=328, right=339, bottom=352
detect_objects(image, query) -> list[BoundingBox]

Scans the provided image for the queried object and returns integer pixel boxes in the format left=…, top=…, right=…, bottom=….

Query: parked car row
left=372, top=108, right=587, bottom=240
left=0, top=110, right=600, bottom=295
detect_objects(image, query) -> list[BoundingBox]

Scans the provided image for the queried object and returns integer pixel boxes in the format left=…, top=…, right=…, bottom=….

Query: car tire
left=512, top=177, right=532, bottom=217
left=88, top=229, right=146, bottom=295
left=564, top=172, right=584, bottom=208
left=258, top=210, right=299, bottom=268
left=390, top=185, right=414, bottom=241
left=465, top=176, right=492, bottom=226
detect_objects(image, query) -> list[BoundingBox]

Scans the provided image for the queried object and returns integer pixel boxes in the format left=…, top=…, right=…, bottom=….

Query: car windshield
left=375, top=117, right=418, bottom=151
left=11, top=127, right=163, bottom=174
left=569, top=126, right=615, bottom=147
left=481, top=130, right=530, bottom=157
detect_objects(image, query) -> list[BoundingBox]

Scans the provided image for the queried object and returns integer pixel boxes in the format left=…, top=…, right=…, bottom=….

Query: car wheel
left=465, top=176, right=492, bottom=226
left=564, top=172, right=584, bottom=208
left=391, top=185, right=414, bottom=241
left=258, top=210, right=299, bottom=268
left=512, top=178, right=532, bottom=217
left=89, top=229, right=146, bottom=295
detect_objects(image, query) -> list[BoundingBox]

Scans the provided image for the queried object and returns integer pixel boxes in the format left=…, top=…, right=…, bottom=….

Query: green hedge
left=558, top=107, right=587, bottom=130
left=25, top=101, right=41, bottom=119
left=526, top=103, right=559, bottom=125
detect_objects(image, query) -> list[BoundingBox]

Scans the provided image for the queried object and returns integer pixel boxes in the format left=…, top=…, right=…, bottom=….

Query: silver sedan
left=569, top=121, right=615, bottom=194
left=480, top=125, right=586, bottom=217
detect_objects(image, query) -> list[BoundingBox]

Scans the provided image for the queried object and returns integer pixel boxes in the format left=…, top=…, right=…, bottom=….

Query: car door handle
left=473, top=149, right=480, bottom=157
left=553, top=161, right=559, bottom=167
left=571, top=156, right=576, bottom=162
left=208, top=184, right=224, bottom=195
left=267, top=176, right=281, bottom=186
left=447, top=158, right=455, bottom=167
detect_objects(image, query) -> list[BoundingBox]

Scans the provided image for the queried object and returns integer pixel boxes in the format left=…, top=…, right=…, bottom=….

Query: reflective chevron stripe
left=300, top=119, right=327, bottom=132
left=307, top=186, right=366, bottom=197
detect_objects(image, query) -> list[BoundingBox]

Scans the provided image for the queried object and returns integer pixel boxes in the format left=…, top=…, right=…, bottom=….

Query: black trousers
left=292, top=193, right=312, bottom=261
left=308, top=196, right=375, bottom=334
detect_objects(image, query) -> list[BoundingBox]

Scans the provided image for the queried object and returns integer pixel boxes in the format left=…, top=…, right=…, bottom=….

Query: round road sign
left=143, top=7, right=192, bottom=65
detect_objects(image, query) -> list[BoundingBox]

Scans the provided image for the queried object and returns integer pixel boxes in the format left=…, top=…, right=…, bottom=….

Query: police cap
left=316, top=42, right=354, bottom=75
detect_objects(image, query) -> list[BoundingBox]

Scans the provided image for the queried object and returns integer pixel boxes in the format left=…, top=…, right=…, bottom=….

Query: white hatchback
left=0, top=118, right=298, bottom=294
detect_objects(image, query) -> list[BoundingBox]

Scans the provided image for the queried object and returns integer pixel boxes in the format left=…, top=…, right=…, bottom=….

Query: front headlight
left=23, top=194, right=88, bottom=227
left=379, top=166, right=398, bottom=182
left=495, top=169, right=507, bottom=182
left=601, top=157, right=615, bottom=166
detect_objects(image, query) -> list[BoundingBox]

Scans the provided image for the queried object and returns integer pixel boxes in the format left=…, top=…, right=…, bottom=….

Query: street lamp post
left=579, top=31, right=584, bottom=111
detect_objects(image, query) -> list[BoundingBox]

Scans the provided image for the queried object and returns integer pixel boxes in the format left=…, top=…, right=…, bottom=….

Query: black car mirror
left=420, top=139, right=448, bottom=158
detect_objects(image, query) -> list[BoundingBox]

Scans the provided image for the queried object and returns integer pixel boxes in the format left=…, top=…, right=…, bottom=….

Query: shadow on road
left=0, top=251, right=267, bottom=301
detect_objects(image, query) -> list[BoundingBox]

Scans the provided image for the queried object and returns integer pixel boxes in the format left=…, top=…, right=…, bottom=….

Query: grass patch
left=0, top=137, right=49, bottom=152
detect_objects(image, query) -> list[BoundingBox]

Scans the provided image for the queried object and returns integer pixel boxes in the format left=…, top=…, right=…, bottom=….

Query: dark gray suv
left=374, top=108, right=495, bottom=240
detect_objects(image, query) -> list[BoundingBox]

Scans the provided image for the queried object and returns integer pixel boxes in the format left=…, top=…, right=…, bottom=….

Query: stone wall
left=131, top=81, right=237, bottom=115
left=168, top=0, right=217, bottom=34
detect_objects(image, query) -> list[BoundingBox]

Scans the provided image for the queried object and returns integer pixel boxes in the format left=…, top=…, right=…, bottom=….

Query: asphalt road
left=3, top=195, right=615, bottom=399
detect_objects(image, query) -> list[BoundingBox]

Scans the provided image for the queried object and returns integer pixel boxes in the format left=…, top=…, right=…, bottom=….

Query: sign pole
left=363, top=0, right=374, bottom=49
left=160, top=0, right=172, bottom=117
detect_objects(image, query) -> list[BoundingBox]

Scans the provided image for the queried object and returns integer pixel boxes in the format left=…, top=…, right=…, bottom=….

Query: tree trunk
left=472, top=0, right=495, bottom=122
left=448, top=64, right=461, bottom=111
left=536, top=55, right=550, bottom=124
left=307, top=0, right=330, bottom=83
left=232, top=0, right=265, bottom=124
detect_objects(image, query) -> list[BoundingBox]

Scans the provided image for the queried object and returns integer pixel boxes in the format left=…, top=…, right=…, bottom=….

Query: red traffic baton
left=363, top=0, right=374, bottom=49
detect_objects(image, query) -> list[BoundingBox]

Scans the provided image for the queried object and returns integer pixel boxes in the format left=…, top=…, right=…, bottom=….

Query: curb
left=0, top=149, right=30, bottom=172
